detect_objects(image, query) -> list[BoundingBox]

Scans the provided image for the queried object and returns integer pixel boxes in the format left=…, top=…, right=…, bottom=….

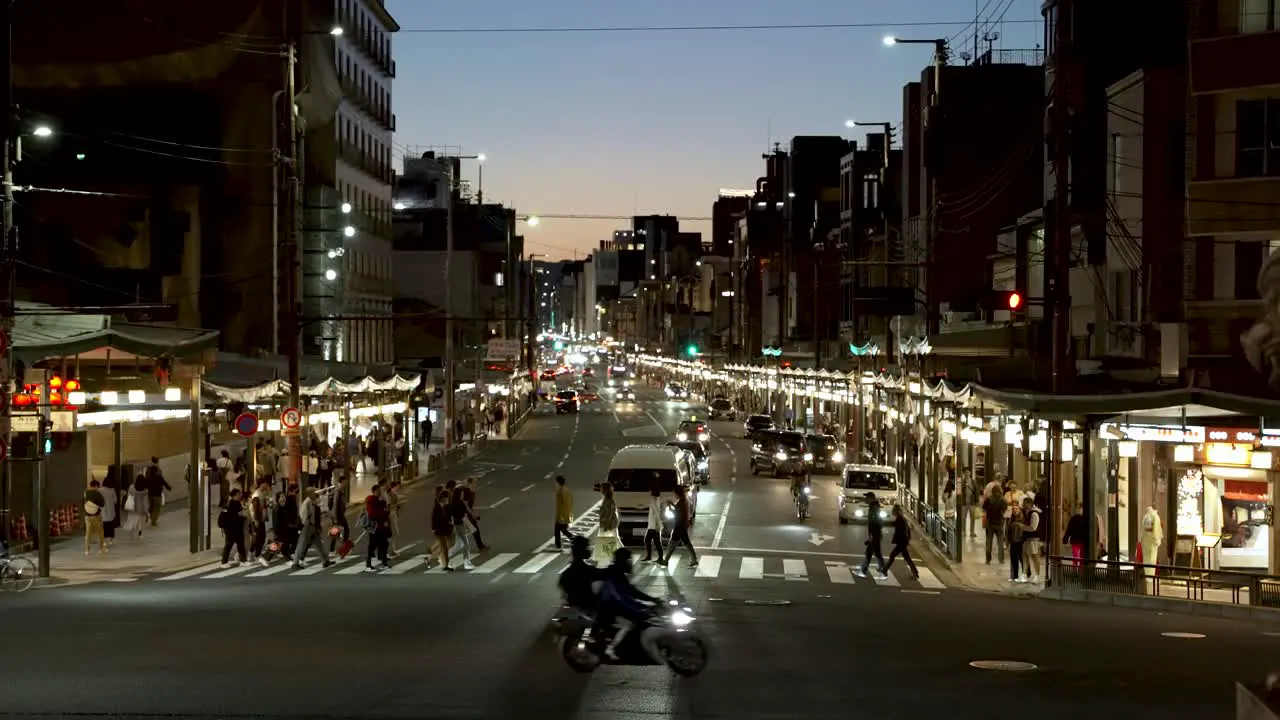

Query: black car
left=749, top=430, right=808, bottom=477
left=615, top=387, right=636, bottom=401
left=743, top=414, right=774, bottom=438
left=666, top=441, right=710, bottom=484
left=805, top=434, right=846, bottom=474
left=676, top=419, right=709, bottom=445
left=554, top=390, right=579, bottom=414
left=709, top=397, right=736, bottom=421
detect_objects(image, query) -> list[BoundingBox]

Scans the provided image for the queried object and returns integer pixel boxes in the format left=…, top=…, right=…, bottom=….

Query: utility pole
left=281, top=2, right=302, bottom=486
left=1045, top=0, right=1075, bottom=568
left=0, top=0, right=13, bottom=549
left=443, top=160, right=456, bottom=450
left=526, top=253, right=544, bottom=375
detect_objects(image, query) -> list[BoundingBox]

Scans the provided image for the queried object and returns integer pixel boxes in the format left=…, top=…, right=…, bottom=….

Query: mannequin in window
left=1140, top=506, right=1163, bottom=577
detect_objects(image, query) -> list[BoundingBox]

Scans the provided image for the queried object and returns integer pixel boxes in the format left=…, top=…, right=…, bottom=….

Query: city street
left=0, top=382, right=1271, bottom=718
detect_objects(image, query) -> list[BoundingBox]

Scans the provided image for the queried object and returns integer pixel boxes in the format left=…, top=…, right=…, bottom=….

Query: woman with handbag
left=125, top=475, right=149, bottom=538
left=449, top=485, right=477, bottom=570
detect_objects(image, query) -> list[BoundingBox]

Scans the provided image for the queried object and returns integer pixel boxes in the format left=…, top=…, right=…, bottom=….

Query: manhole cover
left=743, top=599, right=792, bottom=606
left=1161, top=632, right=1206, bottom=639
left=970, top=660, right=1038, bottom=671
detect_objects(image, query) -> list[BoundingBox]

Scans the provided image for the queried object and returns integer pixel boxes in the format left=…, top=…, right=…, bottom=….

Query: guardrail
left=900, top=487, right=957, bottom=558
left=1048, top=555, right=1280, bottom=608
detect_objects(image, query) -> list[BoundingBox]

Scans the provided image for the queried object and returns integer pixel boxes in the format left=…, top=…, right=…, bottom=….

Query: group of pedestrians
left=856, top=493, right=920, bottom=580
left=81, top=459, right=172, bottom=555
left=977, top=476, right=1045, bottom=584
left=551, top=475, right=698, bottom=569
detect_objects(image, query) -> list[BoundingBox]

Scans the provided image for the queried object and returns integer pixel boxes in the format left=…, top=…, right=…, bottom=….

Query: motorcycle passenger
left=558, top=535, right=603, bottom=613
left=595, top=547, right=661, bottom=660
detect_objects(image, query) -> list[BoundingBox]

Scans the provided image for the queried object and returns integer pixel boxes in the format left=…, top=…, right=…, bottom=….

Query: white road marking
left=244, top=562, right=294, bottom=578
left=739, top=556, right=764, bottom=580
left=915, top=567, right=946, bottom=589
left=513, top=553, right=560, bottom=574
left=827, top=565, right=855, bottom=584
left=711, top=492, right=733, bottom=550
left=694, top=555, right=723, bottom=578
left=521, top=483, right=536, bottom=492
left=335, top=561, right=372, bottom=575
left=290, top=561, right=335, bottom=576
left=158, top=562, right=222, bottom=581
left=874, top=571, right=900, bottom=587
left=486, top=497, right=510, bottom=510
left=644, top=409, right=668, bottom=435
left=384, top=555, right=428, bottom=574
left=901, top=590, right=941, bottom=595
left=533, top=498, right=603, bottom=553
left=782, top=558, right=808, bottom=581
left=699, top=546, right=862, bottom=559
left=472, top=552, right=519, bottom=574
left=202, top=564, right=257, bottom=580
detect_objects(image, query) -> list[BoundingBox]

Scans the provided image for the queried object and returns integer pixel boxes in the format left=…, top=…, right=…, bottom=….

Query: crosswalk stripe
left=203, top=564, right=257, bottom=580
left=826, top=565, right=855, bottom=584
left=291, top=560, right=336, bottom=576
left=334, top=561, right=372, bottom=575
left=513, top=553, right=560, bottom=574
left=384, top=556, right=427, bottom=574
left=916, top=567, right=946, bottom=589
left=472, top=552, right=519, bottom=574
left=782, top=558, right=808, bottom=581
left=739, top=556, right=764, bottom=580
left=874, top=571, right=900, bottom=587
left=245, top=562, right=294, bottom=578
left=694, top=555, right=722, bottom=578
left=158, top=562, right=222, bottom=581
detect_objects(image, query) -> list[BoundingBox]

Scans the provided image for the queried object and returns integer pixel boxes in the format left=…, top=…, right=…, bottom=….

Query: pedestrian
left=293, top=488, right=333, bottom=570
left=1007, top=503, right=1027, bottom=583
left=553, top=475, right=573, bottom=549
left=883, top=505, right=919, bottom=580
left=982, top=484, right=1007, bottom=564
left=462, top=477, right=488, bottom=551
left=1063, top=503, right=1087, bottom=567
left=144, top=457, right=170, bottom=527
left=643, top=486, right=664, bottom=564
left=99, top=476, right=118, bottom=548
left=428, top=488, right=454, bottom=572
left=385, top=480, right=403, bottom=557
left=217, top=488, right=247, bottom=568
left=248, top=481, right=272, bottom=566
left=595, top=482, right=620, bottom=564
left=1019, top=497, right=1043, bottom=583
left=328, top=476, right=352, bottom=557
left=450, top=486, right=477, bottom=570
left=82, top=480, right=108, bottom=556
left=126, top=474, right=149, bottom=537
left=856, top=493, right=887, bottom=577
left=662, top=485, right=698, bottom=568
left=362, top=483, right=391, bottom=572
left=275, top=484, right=301, bottom=562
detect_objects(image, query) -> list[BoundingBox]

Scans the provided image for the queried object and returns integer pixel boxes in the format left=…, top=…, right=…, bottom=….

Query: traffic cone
left=49, top=509, right=60, bottom=537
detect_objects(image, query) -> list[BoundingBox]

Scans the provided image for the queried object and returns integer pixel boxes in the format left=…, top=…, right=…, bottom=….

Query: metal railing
left=900, top=487, right=956, bottom=558
left=1048, top=555, right=1280, bottom=608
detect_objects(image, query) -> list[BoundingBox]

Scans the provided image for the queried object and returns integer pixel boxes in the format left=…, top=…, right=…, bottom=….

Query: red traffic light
left=1007, top=292, right=1023, bottom=310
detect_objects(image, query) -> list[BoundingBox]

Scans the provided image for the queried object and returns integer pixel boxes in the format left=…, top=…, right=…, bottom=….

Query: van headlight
left=677, top=432, right=688, bottom=441
left=664, top=507, right=675, bottom=520
left=698, top=433, right=709, bottom=442
left=697, top=460, right=708, bottom=470
left=854, top=507, right=867, bottom=517
left=774, top=450, right=787, bottom=461
left=803, top=452, right=814, bottom=462
left=832, top=452, right=844, bottom=463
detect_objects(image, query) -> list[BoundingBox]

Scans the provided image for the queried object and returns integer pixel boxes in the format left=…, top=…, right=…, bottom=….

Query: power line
left=395, top=19, right=1039, bottom=34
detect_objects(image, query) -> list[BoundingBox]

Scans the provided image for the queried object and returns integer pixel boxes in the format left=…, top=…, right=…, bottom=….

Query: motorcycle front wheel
left=560, top=636, right=601, bottom=674
left=661, top=636, right=709, bottom=677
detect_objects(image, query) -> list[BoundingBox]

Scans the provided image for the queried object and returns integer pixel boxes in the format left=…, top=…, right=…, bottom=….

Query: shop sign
left=1204, top=443, right=1252, bottom=467
left=1099, top=423, right=1204, bottom=444
left=1206, top=428, right=1258, bottom=443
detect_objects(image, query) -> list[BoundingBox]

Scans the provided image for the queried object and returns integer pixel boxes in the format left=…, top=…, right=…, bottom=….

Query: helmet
left=569, top=534, right=591, bottom=560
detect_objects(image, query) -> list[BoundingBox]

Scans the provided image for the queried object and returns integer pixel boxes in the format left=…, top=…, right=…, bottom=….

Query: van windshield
left=845, top=471, right=897, bottom=491
left=608, top=468, right=679, bottom=493
left=778, top=433, right=805, bottom=452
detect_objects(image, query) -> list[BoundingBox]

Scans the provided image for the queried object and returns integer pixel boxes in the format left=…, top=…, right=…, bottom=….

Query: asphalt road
left=0, top=377, right=1269, bottom=718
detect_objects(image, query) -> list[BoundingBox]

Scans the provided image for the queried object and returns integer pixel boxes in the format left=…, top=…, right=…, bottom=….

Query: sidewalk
left=947, top=531, right=1043, bottom=597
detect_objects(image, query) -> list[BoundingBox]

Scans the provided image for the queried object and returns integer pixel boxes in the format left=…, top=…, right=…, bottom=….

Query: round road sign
left=280, top=407, right=302, bottom=429
left=233, top=412, right=259, bottom=436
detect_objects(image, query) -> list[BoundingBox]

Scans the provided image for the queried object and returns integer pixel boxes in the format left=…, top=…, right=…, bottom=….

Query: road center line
left=644, top=409, right=667, bottom=434
left=521, top=483, right=536, bottom=492
left=712, top=492, right=733, bottom=550
left=486, top=497, right=510, bottom=509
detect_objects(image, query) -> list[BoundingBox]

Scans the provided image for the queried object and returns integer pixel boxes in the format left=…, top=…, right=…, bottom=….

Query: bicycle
left=0, top=541, right=36, bottom=592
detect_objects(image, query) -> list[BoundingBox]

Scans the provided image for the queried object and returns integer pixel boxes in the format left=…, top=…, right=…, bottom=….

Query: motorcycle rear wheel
left=560, top=637, right=601, bottom=673
left=661, top=636, right=709, bottom=677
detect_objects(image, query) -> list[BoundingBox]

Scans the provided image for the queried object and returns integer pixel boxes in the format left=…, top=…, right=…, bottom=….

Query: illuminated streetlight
left=393, top=201, right=406, bottom=210
left=882, top=35, right=897, bottom=46
left=330, top=25, right=344, bottom=36
left=325, top=269, right=337, bottom=281
left=477, top=153, right=487, bottom=163
left=526, top=215, right=540, bottom=227
left=343, top=226, right=356, bottom=238
left=340, top=202, right=352, bottom=214
left=844, top=119, right=856, bottom=128
left=32, top=125, right=53, bottom=138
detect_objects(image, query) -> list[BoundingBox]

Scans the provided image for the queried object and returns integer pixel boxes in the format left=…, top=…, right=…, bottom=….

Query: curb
left=902, top=515, right=1041, bottom=599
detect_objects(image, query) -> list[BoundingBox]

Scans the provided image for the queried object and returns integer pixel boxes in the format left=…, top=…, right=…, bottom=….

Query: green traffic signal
left=686, top=344, right=697, bottom=357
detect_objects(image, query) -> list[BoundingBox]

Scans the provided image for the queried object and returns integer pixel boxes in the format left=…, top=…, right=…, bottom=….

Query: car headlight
left=697, top=460, right=708, bottom=470
left=677, top=432, right=688, bottom=441
left=698, top=433, right=709, bottom=442
left=854, top=507, right=867, bottom=517
left=803, top=452, right=814, bottom=462
left=775, top=451, right=787, bottom=461
left=670, top=611, right=693, bottom=627
left=832, top=452, right=844, bottom=463
left=880, top=509, right=890, bottom=519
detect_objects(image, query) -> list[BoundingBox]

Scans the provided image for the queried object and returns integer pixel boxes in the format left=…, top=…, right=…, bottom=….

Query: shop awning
left=201, top=352, right=423, bottom=402
left=13, top=302, right=220, bottom=364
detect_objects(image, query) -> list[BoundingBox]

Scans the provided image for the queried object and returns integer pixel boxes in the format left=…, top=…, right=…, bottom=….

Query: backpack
left=216, top=508, right=229, bottom=530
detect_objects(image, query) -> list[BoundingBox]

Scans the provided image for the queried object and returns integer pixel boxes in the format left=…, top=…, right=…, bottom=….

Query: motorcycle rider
left=595, top=547, right=661, bottom=660
left=790, top=467, right=811, bottom=499
left=558, top=534, right=603, bottom=613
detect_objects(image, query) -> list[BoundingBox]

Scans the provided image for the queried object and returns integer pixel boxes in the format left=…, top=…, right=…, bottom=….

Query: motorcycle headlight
left=670, top=611, right=693, bottom=627
left=803, top=452, right=814, bottom=462
left=802, top=486, right=811, bottom=495
left=832, top=452, right=844, bottom=463
left=698, top=433, right=709, bottom=442
left=697, top=460, right=708, bottom=470
left=664, top=507, right=675, bottom=520
left=677, top=432, right=688, bottom=441
left=774, top=451, right=787, bottom=461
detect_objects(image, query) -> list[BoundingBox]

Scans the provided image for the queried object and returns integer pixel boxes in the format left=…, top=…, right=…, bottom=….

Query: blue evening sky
left=386, top=0, right=1044, bottom=259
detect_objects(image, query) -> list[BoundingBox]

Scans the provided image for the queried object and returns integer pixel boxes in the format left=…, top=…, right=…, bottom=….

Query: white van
left=605, top=445, right=699, bottom=543
left=837, top=464, right=899, bottom=525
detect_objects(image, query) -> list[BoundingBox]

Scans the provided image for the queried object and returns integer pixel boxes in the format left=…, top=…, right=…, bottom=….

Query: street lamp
left=330, top=25, right=344, bottom=36
left=31, top=126, right=53, bottom=138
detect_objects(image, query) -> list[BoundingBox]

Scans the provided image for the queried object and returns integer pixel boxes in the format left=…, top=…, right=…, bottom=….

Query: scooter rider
left=558, top=535, right=603, bottom=612
left=595, top=547, right=661, bottom=659
left=790, top=468, right=811, bottom=498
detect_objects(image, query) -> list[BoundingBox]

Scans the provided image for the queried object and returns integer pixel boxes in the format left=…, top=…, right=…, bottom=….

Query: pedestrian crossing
left=144, top=549, right=949, bottom=591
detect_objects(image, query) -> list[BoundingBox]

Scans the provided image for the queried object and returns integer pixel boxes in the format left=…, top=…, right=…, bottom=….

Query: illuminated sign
left=1099, top=423, right=1205, bottom=444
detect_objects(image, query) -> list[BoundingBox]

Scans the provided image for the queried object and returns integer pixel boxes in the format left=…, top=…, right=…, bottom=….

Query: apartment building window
left=1240, top=0, right=1280, bottom=33
left=1235, top=99, right=1280, bottom=177
left=861, top=174, right=879, bottom=209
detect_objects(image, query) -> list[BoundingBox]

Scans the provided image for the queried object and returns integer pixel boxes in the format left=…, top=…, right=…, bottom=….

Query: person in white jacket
left=642, top=487, right=666, bottom=564
left=292, top=488, right=333, bottom=570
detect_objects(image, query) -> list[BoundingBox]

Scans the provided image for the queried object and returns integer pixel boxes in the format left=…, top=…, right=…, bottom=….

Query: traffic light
left=1006, top=291, right=1023, bottom=311
left=986, top=290, right=1026, bottom=317
left=686, top=344, right=698, bottom=357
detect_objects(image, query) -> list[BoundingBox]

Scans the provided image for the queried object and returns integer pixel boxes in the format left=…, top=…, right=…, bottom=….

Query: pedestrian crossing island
left=148, top=550, right=949, bottom=590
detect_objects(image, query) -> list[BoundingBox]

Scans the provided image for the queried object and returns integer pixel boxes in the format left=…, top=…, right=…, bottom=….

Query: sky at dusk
left=387, top=0, right=1045, bottom=260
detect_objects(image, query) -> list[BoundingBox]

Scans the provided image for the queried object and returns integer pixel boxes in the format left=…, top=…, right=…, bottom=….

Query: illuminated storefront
left=1168, top=429, right=1274, bottom=571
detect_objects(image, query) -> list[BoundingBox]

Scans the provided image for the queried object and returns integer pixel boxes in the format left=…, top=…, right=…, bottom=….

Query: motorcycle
left=795, top=485, right=811, bottom=521
left=554, top=599, right=710, bottom=677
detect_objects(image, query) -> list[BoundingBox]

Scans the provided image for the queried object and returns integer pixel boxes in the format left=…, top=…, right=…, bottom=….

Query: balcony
left=339, top=77, right=395, bottom=132
left=1187, top=176, right=1280, bottom=235
left=336, top=7, right=395, bottom=78
left=338, top=139, right=394, bottom=188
